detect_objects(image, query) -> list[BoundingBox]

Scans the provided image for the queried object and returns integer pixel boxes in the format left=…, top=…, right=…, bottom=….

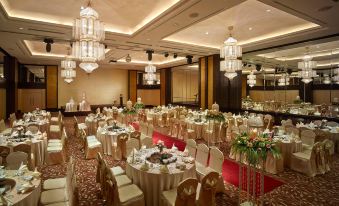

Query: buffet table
left=126, top=147, right=196, bottom=206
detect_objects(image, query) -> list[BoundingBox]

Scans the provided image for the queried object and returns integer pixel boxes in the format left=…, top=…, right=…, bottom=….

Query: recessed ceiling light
left=248, top=27, right=253, bottom=31
left=80, top=6, right=84, bottom=10
left=205, top=32, right=209, bottom=35
left=146, top=38, right=151, bottom=41
left=18, top=27, right=24, bottom=30
left=266, top=9, right=271, bottom=12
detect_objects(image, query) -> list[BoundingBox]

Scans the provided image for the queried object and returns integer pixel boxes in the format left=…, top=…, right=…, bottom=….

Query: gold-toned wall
left=137, top=89, right=160, bottom=106
left=200, top=58, right=206, bottom=109
left=160, top=69, right=166, bottom=105
left=172, top=69, right=198, bottom=103
left=313, top=90, right=339, bottom=105
left=128, top=71, right=137, bottom=102
left=18, top=89, right=46, bottom=112
left=249, top=90, right=299, bottom=103
left=46, top=65, right=58, bottom=108
left=242, top=75, right=247, bottom=98
left=207, top=56, right=214, bottom=109
left=58, top=68, right=128, bottom=107
left=0, top=89, right=6, bottom=120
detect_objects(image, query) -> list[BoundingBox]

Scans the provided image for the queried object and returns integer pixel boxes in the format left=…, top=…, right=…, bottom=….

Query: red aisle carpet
left=152, top=131, right=284, bottom=195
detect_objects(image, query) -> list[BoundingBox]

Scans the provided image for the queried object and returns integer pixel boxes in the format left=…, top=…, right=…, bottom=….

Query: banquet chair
left=290, top=142, right=322, bottom=177
left=130, top=131, right=141, bottom=148
left=50, top=111, right=62, bottom=125
left=106, top=118, right=115, bottom=126
left=147, top=124, right=154, bottom=137
left=27, top=123, right=40, bottom=134
left=46, top=134, right=66, bottom=165
left=263, top=115, right=274, bottom=131
left=159, top=113, right=168, bottom=128
left=326, top=121, right=338, bottom=127
left=300, top=130, right=316, bottom=150
left=40, top=164, right=79, bottom=206
left=6, top=151, right=28, bottom=170
left=85, top=135, right=102, bottom=159
left=105, top=172, right=145, bottom=206
left=97, top=119, right=107, bottom=128
left=49, top=123, right=63, bottom=140
left=195, top=144, right=209, bottom=177
left=125, top=138, right=140, bottom=159
left=114, top=133, right=129, bottom=160
left=160, top=178, right=199, bottom=206
left=322, top=139, right=334, bottom=172
left=13, top=144, right=34, bottom=170
left=8, top=113, right=16, bottom=128
left=238, top=125, right=248, bottom=134
left=43, top=157, right=75, bottom=190
left=219, top=122, right=228, bottom=142
left=313, top=120, right=322, bottom=127
left=141, top=137, right=153, bottom=149
left=185, top=139, right=197, bottom=158
left=284, top=125, right=297, bottom=135
left=74, top=116, right=88, bottom=138
left=178, top=120, right=188, bottom=140
left=314, top=129, right=331, bottom=143
left=0, top=146, right=10, bottom=165
left=0, top=119, right=9, bottom=133
left=196, top=171, right=219, bottom=206
left=105, top=165, right=132, bottom=189
left=236, top=118, right=243, bottom=126
left=265, top=141, right=284, bottom=174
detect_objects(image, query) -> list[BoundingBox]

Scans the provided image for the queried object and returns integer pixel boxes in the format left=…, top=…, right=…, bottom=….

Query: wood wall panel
left=207, top=56, right=214, bottom=109
left=199, top=58, right=206, bottom=109
left=137, top=89, right=160, bottom=106
left=128, top=70, right=137, bottom=102
left=46, top=65, right=58, bottom=109
left=160, top=69, right=166, bottom=105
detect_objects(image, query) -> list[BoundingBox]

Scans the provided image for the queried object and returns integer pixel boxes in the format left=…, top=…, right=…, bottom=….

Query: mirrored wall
left=242, top=37, right=339, bottom=117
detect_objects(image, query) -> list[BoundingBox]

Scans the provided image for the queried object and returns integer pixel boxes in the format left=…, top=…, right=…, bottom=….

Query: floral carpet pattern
left=39, top=117, right=339, bottom=206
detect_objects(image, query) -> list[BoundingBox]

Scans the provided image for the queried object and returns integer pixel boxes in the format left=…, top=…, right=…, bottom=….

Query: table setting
left=125, top=142, right=196, bottom=206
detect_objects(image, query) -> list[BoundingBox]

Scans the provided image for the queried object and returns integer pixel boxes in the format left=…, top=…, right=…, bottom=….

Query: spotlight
left=243, top=62, right=247, bottom=67
left=146, top=50, right=154, bottom=61
left=248, top=64, right=251, bottom=67
left=173, top=53, right=178, bottom=58
left=287, top=68, right=293, bottom=75
left=125, top=54, right=131, bottom=63
left=43, top=38, right=54, bottom=53
left=164, top=52, right=169, bottom=58
left=255, top=64, right=262, bottom=71
left=186, top=55, right=193, bottom=64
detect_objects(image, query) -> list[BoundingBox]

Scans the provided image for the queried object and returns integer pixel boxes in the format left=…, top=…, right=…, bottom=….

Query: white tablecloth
left=126, top=148, right=196, bottom=206
left=2, top=170, right=41, bottom=206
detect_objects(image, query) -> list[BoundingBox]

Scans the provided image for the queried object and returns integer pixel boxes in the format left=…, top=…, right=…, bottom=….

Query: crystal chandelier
left=60, top=48, right=76, bottom=83
left=145, top=62, right=156, bottom=84
left=323, top=75, right=331, bottom=84
left=72, top=1, right=105, bottom=73
left=298, top=69, right=318, bottom=84
left=220, top=26, right=242, bottom=80
left=334, top=68, right=339, bottom=84
left=277, top=74, right=290, bottom=86
left=247, top=71, right=256, bottom=87
left=298, top=55, right=317, bottom=70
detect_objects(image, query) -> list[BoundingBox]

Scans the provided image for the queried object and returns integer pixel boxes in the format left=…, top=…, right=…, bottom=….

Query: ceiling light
left=248, top=27, right=252, bottom=31
left=164, top=52, right=169, bottom=58
left=43, top=38, right=54, bottom=53
left=186, top=55, right=193, bottom=64
left=72, top=1, right=105, bottom=74
left=298, top=70, right=318, bottom=84
left=247, top=71, right=256, bottom=87
left=205, top=32, right=209, bottom=35
left=145, top=62, right=156, bottom=73
left=323, top=75, right=331, bottom=84
left=266, top=9, right=271, bottom=12
left=18, top=27, right=24, bottom=30
left=173, top=53, right=178, bottom=58
left=61, top=68, right=76, bottom=84
left=146, top=50, right=154, bottom=61
left=126, top=54, right=132, bottom=63
left=220, top=26, right=242, bottom=80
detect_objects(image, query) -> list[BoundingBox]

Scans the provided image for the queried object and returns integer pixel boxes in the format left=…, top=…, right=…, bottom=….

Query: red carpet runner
left=152, top=131, right=284, bottom=195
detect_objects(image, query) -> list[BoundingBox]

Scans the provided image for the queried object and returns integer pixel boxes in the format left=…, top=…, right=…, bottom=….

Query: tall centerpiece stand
left=231, top=132, right=281, bottom=206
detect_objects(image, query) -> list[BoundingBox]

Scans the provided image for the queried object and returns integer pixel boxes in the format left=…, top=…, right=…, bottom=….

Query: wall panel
left=128, top=70, right=137, bottom=102
left=46, top=65, right=58, bottom=109
left=137, top=89, right=160, bottom=106
left=199, top=58, right=206, bottom=109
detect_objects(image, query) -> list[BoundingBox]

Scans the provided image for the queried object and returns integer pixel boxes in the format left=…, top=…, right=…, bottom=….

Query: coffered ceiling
left=0, top=0, right=339, bottom=69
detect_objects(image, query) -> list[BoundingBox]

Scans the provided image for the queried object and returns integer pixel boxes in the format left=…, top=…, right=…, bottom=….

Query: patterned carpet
left=39, top=117, right=339, bottom=206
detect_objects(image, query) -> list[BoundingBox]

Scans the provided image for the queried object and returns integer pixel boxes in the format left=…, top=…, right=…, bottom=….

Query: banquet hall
left=0, top=0, right=338, bottom=205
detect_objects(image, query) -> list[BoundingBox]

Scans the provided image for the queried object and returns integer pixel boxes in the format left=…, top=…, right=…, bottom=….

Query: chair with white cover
left=40, top=163, right=78, bottom=206
left=141, top=137, right=153, bottom=148
left=0, top=146, right=10, bottom=165
left=27, top=123, right=40, bottom=134
left=50, top=111, right=62, bottom=125
left=322, top=139, right=334, bottom=172
left=105, top=170, right=145, bottom=206
left=185, top=139, right=197, bottom=158
left=114, top=133, right=128, bottom=160
left=196, top=171, right=219, bottom=206
left=0, top=119, right=11, bottom=134
left=8, top=113, right=16, bottom=128
left=290, top=142, right=321, bottom=177
left=130, top=131, right=141, bottom=149
left=13, top=144, right=34, bottom=170
left=125, top=138, right=140, bottom=159
left=43, top=157, right=74, bottom=190
left=46, top=135, right=65, bottom=165
left=147, top=124, right=154, bottom=137
left=197, top=147, right=225, bottom=193
left=85, top=135, right=102, bottom=159
left=106, top=118, right=115, bottom=126
left=238, top=125, right=248, bottom=134
left=195, top=144, right=209, bottom=177
left=160, top=178, right=199, bottom=206
left=6, top=151, right=28, bottom=170
left=300, top=130, right=316, bottom=150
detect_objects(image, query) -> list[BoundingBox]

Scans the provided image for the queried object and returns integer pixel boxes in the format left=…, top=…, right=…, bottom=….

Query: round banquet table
left=0, top=132, right=47, bottom=167
left=1, top=170, right=41, bottom=206
left=126, top=148, right=196, bottom=206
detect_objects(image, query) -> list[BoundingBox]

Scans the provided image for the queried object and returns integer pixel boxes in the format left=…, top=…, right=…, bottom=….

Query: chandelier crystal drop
left=298, top=55, right=317, bottom=70
left=298, top=69, right=318, bottom=84
left=72, top=1, right=105, bottom=73
left=145, top=72, right=156, bottom=85
left=61, top=57, right=76, bottom=70
left=247, top=71, right=256, bottom=87
left=61, top=69, right=76, bottom=84
left=220, top=26, right=242, bottom=80
left=145, top=63, right=156, bottom=73
left=323, top=75, right=331, bottom=84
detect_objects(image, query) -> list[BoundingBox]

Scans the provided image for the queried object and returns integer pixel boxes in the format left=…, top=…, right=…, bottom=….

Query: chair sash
left=175, top=178, right=198, bottom=206
left=117, top=133, right=128, bottom=159
left=197, top=172, right=219, bottom=206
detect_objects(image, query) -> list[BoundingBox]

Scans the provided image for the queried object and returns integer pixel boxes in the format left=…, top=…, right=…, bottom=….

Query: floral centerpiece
left=231, top=132, right=280, bottom=166
left=156, top=140, right=165, bottom=152
left=153, top=106, right=162, bottom=113
left=121, top=107, right=137, bottom=115
left=205, top=110, right=225, bottom=122
left=134, top=102, right=145, bottom=110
